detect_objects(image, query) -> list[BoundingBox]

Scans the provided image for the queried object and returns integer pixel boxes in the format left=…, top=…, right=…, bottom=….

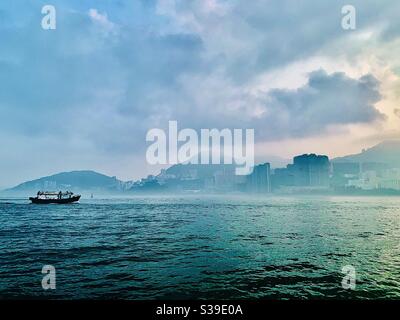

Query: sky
left=0, top=0, right=400, bottom=188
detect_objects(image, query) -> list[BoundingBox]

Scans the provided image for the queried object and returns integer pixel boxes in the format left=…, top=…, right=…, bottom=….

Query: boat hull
left=29, top=195, right=81, bottom=204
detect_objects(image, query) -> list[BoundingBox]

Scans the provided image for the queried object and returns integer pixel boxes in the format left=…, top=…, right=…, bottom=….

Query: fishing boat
left=29, top=191, right=81, bottom=204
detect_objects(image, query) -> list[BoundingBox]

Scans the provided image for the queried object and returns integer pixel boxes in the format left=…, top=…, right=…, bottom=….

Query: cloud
left=146, top=69, right=384, bottom=141
left=88, top=8, right=114, bottom=30
left=0, top=0, right=398, bottom=186
left=155, top=0, right=400, bottom=81
left=0, top=2, right=204, bottom=150
left=258, top=70, right=384, bottom=138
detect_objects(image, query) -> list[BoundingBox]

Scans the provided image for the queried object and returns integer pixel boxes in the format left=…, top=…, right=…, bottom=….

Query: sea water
left=0, top=195, right=400, bottom=299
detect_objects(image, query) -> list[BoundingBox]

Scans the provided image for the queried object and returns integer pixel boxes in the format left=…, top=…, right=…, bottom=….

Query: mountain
left=333, top=140, right=400, bottom=167
left=6, top=170, right=128, bottom=193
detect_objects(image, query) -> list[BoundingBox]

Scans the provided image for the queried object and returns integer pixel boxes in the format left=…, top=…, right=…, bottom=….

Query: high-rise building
left=247, top=163, right=271, bottom=193
left=292, top=154, right=330, bottom=187
left=272, top=166, right=295, bottom=187
left=272, top=154, right=330, bottom=190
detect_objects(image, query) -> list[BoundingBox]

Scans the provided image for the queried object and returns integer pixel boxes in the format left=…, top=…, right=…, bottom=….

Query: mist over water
left=1, top=195, right=400, bottom=299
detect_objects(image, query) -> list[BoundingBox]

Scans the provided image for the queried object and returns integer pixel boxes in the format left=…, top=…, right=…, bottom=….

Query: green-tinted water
left=1, top=195, right=400, bottom=299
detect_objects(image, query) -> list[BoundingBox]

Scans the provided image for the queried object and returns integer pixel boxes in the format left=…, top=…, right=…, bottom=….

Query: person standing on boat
left=58, top=191, right=62, bottom=200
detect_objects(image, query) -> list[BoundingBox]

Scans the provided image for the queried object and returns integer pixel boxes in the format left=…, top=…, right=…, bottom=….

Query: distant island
left=3, top=140, right=400, bottom=196
left=3, top=171, right=131, bottom=196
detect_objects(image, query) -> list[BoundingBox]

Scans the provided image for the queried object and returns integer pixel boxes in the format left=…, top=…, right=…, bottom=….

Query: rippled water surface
left=1, top=195, right=400, bottom=299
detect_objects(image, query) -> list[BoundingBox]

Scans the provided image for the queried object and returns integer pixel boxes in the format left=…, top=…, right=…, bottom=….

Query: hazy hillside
left=7, top=170, right=127, bottom=192
left=333, top=140, right=400, bottom=167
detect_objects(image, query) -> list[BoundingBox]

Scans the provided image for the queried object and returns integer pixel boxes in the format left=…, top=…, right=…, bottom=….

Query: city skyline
left=5, top=139, right=400, bottom=195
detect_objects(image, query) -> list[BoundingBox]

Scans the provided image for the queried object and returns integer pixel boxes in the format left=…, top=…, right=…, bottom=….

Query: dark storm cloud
left=258, top=70, right=384, bottom=138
